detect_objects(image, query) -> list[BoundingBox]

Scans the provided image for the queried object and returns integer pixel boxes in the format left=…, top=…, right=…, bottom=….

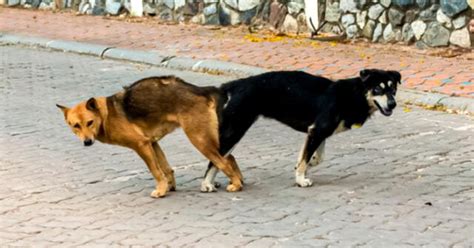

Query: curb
left=0, top=33, right=267, bottom=77
left=1, top=33, right=473, bottom=115
left=398, top=89, right=474, bottom=115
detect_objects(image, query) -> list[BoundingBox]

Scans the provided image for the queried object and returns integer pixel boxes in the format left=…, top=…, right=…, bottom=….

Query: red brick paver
left=1, top=7, right=473, bottom=98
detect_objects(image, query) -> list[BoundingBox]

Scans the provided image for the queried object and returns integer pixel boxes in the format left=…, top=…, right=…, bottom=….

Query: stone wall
left=320, top=0, right=473, bottom=48
left=4, top=0, right=473, bottom=47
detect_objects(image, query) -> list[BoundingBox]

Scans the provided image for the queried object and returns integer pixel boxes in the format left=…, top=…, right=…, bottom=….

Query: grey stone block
left=422, top=22, right=450, bottom=47
left=452, top=15, right=468, bottom=29
left=47, top=40, right=109, bottom=56
left=440, top=0, right=469, bottom=17
left=388, top=8, right=404, bottom=26
left=419, top=4, right=439, bottom=21
left=362, top=20, right=376, bottom=38
left=102, top=48, right=166, bottom=65
left=368, top=4, right=384, bottom=20
left=0, top=34, right=51, bottom=47
left=7, top=0, right=20, bottom=6
left=392, top=0, right=415, bottom=7
left=325, top=2, right=341, bottom=22
left=194, top=59, right=268, bottom=76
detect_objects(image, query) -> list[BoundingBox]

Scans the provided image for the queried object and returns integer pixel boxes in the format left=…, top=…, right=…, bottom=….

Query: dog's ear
left=359, top=69, right=374, bottom=83
left=86, top=98, right=98, bottom=112
left=56, top=104, right=69, bottom=117
left=390, top=70, right=402, bottom=84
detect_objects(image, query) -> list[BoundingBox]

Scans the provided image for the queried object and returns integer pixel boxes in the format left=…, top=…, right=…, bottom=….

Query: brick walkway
left=1, top=7, right=473, bottom=98
left=1, top=45, right=474, bottom=246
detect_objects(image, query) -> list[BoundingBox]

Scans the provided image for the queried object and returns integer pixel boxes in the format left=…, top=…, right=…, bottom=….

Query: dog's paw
left=168, top=179, right=176, bottom=192
left=150, top=189, right=167, bottom=198
left=296, top=178, right=313, bottom=187
left=201, top=181, right=218, bottom=193
left=169, top=185, right=176, bottom=192
left=226, top=183, right=242, bottom=192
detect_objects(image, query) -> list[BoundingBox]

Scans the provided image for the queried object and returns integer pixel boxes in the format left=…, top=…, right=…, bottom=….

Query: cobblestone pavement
left=1, top=7, right=473, bottom=98
left=1, top=45, right=474, bottom=247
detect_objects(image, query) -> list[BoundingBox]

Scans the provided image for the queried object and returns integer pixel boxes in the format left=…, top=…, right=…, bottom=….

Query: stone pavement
left=1, top=7, right=473, bottom=98
left=1, top=44, right=474, bottom=247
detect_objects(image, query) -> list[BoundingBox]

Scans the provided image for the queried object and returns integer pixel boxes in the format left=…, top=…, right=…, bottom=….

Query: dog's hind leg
left=181, top=114, right=243, bottom=192
left=188, top=133, right=243, bottom=192
left=202, top=114, right=256, bottom=192
left=152, top=143, right=176, bottom=191
left=133, top=142, right=170, bottom=198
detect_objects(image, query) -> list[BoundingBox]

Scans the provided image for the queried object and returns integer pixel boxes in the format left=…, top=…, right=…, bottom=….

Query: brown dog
left=57, top=76, right=243, bottom=198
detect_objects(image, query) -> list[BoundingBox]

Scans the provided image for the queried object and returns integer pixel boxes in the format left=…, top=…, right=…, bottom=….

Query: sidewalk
left=1, top=7, right=473, bottom=98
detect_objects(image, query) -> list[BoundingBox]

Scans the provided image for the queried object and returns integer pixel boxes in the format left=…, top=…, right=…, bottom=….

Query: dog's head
left=360, top=69, right=402, bottom=116
left=56, top=98, right=103, bottom=147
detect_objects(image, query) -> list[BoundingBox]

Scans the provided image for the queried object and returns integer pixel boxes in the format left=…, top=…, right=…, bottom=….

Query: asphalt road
left=1, top=45, right=473, bottom=247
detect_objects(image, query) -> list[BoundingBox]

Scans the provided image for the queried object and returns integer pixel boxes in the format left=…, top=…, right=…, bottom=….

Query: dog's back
left=221, top=71, right=333, bottom=97
left=121, top=76, right=221, bottom=121
left=219, top=71, right=336, bottom=132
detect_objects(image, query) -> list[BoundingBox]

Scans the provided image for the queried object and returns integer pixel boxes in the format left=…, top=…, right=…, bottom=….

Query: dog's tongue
left=382, top=108, right=393, bottom=116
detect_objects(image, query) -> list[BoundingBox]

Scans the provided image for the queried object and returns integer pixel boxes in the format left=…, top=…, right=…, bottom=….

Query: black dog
left=200, top=69, right=401, bottom=192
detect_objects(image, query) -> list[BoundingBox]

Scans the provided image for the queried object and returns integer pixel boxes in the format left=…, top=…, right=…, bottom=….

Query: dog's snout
left=84, top=139, right=94, bottom=146
left=388, top=99, right=397, bottom=109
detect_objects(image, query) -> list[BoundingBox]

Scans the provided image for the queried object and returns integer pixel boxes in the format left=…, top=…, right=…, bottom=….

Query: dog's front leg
left=308, top=140, right=325, bottom=167
left=295, top=123, right=333, bottom=187
left=134, top=142, right=169, bottom=198
left=153, top=143, right=176, bottom=192
left=295, top=126, right=315, bottom=187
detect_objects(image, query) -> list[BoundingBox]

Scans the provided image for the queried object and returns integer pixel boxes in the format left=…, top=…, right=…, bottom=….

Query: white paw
left=201, top=181, right=217, bottom=193
left=296, top=178, right=313, bottom=187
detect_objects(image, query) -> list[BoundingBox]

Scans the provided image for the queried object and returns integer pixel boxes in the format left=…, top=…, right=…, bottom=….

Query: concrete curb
left=398, top=89, right=474, bottom=114
left=1, top=33, right=473, bottom=115
left=0, top=33, right=267, bottom=77
left=102, top=48, right=167, bottom=65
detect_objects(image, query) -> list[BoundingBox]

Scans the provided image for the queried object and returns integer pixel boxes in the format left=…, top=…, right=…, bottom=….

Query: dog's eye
left=373, top=87, right=383, bottom=95
left=87, top=120, right=94, bottom=127
left=73, top=123, right=81, bottom=129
